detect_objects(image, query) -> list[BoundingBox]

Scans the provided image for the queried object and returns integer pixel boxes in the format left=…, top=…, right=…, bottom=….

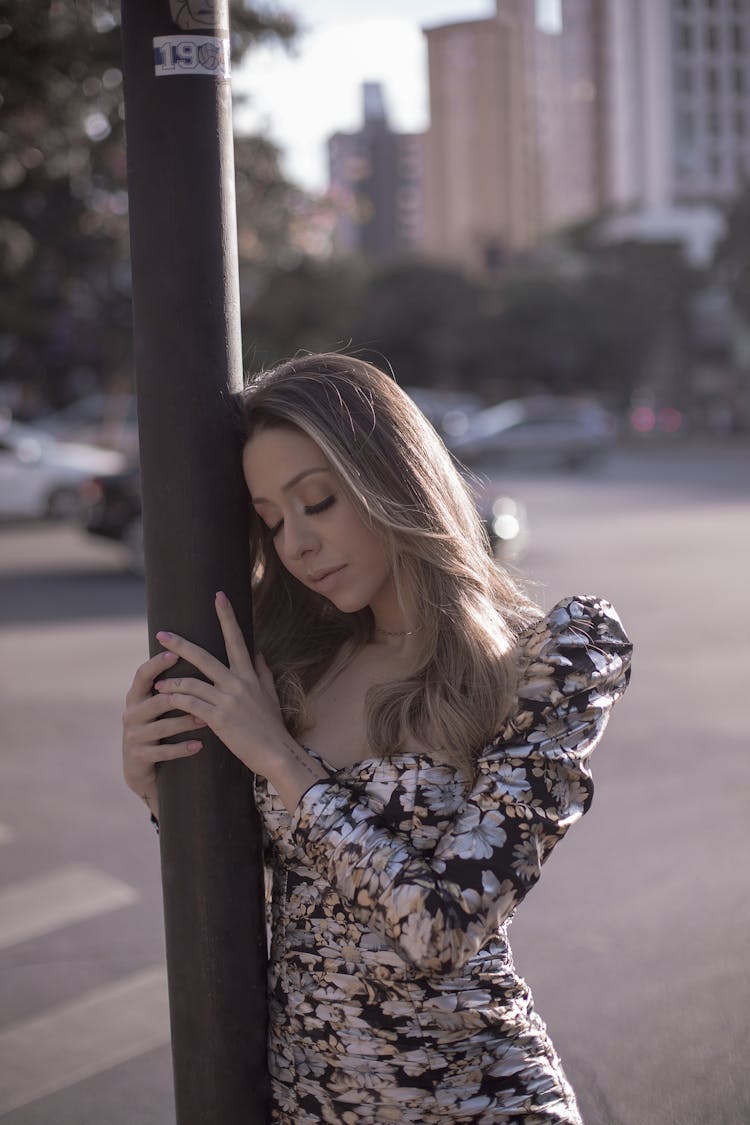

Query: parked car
left=35, top=392, right=139, bottom=461
left=447, top=395, right=616, bottom=470
left=405, top=387, right=483, bottom=444
left=0, top=420, right=125, bottom=520
left=79, top=466, right=144, bottom=575
left=78, top=465, right=528, bottom=576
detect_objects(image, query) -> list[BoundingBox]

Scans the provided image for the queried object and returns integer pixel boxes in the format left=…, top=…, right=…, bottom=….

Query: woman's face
left=243, top=426, right=393, bottom=614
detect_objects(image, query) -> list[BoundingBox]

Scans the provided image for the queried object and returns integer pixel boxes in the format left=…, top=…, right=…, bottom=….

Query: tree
left=242, top=256, right=368, bottom=370
left=0, top=1, right=297, bottom=407
left=352, top=260, right=485, bottom=388
left=714, top=183, right=750, bottom=328
left=479, top=235, right=699, bottom=407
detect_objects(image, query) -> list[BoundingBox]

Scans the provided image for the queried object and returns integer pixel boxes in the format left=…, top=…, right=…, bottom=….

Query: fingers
left=127, top=650, right=178, bottom=704
left=128, top=737, right=204, bottom=770
left=157, top=692, right=213, bottom=723
left=127, top=691, right=199, bottom=725
left=255, top=652, right=280, bottom=705
left=155, top=630, right=229, bottom=687
left=214, top=592, right=253, bottom=676
left=153, top=678, right=218, bottom=724
left=124, top=704, right=205, bottom=743
left=155, top=676, right=217, bottom=705
left=148, top=714, right=207, bottom=740
left=157, top=740, right=204, bottom=760
left=122, top=716, right=203, bottom=792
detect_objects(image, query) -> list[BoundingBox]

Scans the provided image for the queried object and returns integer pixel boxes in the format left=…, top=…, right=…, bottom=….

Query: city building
left=544, top=0, right=750, bottom=217
left=421, top=15, right=527, bottom=271
left=598, top=0, right=748, bottom=263
left=421, top=0, right=748, bottom=272
left=422, top=0, right=604, bottom=271
left=659, top=0, right=748, bottom=204
left=326, top=82, right=426, bottom=259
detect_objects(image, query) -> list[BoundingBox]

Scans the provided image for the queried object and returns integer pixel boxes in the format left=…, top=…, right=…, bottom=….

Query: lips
left=309, top=565, right=346, bottom=584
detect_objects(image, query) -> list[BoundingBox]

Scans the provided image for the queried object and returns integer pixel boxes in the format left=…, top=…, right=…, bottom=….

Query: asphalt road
left=0, top=438, right=748, bottom=1125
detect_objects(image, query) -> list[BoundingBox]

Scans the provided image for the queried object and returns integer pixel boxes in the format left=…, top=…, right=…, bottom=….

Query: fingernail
left=215, top=591, right=228, bottom=607
left=186, top=741, right=202, bottom=751
left=161, top=651, right=177, bottom=661
left=157, top=631, right=172, bottom=641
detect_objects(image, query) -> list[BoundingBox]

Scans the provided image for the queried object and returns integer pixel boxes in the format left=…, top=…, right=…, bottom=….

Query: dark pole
left=120, top=3, right=270, bottom=1122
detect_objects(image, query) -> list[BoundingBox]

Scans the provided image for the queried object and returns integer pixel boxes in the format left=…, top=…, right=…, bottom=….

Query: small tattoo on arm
left=282, top=736, right=320, bottom=780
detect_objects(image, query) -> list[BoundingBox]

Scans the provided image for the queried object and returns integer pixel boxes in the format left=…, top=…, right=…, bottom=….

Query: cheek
left=349, top=520, right=390, bottom=575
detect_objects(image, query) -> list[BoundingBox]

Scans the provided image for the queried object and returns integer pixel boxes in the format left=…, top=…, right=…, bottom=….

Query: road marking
left=0, top=864, right=138, bottom=952
left=0, top=820, right=14, bottom=844
left=0, top=965, right=170, bottom=1115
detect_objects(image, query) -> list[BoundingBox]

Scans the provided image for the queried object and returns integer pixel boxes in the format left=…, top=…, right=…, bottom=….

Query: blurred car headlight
left=492, top=512, right=521, bottom=541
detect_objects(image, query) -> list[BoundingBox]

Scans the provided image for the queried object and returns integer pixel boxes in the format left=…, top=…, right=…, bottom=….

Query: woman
left=122, top=353, right=632, bottom=1124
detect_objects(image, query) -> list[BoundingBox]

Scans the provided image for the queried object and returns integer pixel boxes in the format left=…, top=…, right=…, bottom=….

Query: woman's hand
left=153, top=591, right=289, bottom=778
left=122, top=649, right=207, bottom=808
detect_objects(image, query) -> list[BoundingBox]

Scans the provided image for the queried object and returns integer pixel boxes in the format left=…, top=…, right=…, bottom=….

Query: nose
left=281, top=514, right=319, bottom=562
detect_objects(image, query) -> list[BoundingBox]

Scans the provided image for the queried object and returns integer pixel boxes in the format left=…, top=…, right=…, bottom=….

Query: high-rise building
left=600, top=0, right=750, bottom=209
left=422, top=0, right=604, bottom=270
left=421, top=16, right=529, bottom=270
left=422, top=0, right=748, bottom=271
left=655, top=0, right=748, bottom=202
left=597, top=0, right=747, bottom=263
left=327, top=83, right=426, bottom=258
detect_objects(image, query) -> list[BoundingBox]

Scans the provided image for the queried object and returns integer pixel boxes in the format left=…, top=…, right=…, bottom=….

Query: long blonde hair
left=240, top=353, right=540, bottom=777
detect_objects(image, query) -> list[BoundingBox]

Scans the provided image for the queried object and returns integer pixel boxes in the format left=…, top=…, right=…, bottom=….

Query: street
left=0, top=439, right=748, bottom=1125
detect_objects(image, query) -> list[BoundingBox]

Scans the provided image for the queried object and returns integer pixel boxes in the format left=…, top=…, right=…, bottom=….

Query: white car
left=0, top=421, right=126, bottom=520
left=35, top=392, right=139, bottom=461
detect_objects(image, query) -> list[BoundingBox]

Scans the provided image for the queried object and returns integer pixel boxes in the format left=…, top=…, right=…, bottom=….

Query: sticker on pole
left=153, top=35, right=230, bottom=78
left=169, top=0, right=229, bottom=31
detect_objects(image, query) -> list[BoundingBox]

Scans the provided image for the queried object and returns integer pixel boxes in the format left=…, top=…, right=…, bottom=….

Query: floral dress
left=252, top=594, right=632, bottom=1124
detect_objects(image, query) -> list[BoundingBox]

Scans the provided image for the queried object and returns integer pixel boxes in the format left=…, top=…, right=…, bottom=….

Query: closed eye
left=269, top=494, right=336, bottom=537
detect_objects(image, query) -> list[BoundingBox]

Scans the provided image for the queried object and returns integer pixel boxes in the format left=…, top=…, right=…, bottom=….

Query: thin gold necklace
left=375, top=625, right=423, bottom=637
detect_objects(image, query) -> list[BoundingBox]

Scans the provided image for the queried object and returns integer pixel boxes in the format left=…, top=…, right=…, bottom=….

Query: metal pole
left=120, top=3, right=270, bottom=1121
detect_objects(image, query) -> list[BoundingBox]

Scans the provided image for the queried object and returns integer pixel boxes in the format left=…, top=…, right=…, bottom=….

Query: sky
left=232, top=1, right=495, bottom=193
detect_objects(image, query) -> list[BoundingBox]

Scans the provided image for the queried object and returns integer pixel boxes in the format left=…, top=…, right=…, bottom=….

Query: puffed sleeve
left=290, top=594, right=632, bottom=977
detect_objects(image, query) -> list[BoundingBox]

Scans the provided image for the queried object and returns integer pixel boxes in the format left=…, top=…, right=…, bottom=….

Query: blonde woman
left=122, top=353, right=632, bottom=1124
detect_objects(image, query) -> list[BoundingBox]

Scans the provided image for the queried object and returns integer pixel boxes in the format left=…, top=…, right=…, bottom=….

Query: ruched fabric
left=253, top=594, right=632, bottom=1124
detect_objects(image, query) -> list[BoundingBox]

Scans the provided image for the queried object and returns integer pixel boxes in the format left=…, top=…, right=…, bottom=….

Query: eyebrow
left=251, top=467, right=331, bottom=505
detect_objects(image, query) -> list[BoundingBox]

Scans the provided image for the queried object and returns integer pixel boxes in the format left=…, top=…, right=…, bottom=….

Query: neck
left=369, top=571, right=420, bottom=641
left=375, top=624, right=421, bottom=637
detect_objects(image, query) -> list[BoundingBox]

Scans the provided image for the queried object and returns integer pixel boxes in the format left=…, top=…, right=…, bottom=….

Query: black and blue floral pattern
left=253, top=594, right=632, bottom=1123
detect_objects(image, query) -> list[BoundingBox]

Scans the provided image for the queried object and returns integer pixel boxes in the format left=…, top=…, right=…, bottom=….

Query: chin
left=323, top=592, right=367, bottom=614
left=318, top=581, right=373, bottom=615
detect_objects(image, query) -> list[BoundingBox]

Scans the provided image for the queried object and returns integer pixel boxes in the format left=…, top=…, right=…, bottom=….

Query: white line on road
left=0, top=863, right=138, bottom=952
left=0, top=821, right=14, bottom=844
left=0, top=965, right=170, bottom=1115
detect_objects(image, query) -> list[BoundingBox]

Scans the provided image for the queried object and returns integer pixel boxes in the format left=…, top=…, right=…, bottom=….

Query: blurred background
left=0, top=2, right=748, bottom=1124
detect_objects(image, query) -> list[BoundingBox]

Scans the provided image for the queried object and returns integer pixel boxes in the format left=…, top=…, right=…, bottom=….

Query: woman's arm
left=291, top=595, right=632, bottom=976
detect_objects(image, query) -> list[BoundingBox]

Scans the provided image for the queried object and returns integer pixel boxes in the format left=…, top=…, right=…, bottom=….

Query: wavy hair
left=239, top=353, right=540, bottom=778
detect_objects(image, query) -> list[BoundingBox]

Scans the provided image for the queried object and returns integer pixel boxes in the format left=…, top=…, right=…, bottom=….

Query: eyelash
left=269, top=494, right=336, bottom=537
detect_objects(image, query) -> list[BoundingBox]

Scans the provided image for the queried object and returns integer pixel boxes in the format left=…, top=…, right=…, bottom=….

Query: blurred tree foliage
left=241, top=256, right=367, bottom=370
left=0, top=0, right=728, bottom=413
left=242, top=258, right=487, bottom=387
left=353, top=262, right=484, bottom=388
left=715, top=184, right=750, bottom=328
left=0, top=0, right=296, bottom=406
left=488, top=238, right=697, bottom=403
left=242, top=236, right=698, bottom=406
